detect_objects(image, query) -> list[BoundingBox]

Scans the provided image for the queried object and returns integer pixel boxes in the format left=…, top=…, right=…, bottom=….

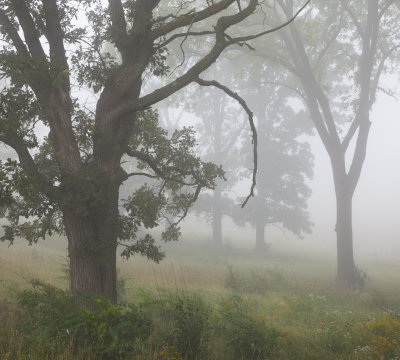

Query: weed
left=11, top=280, right=151, bottom=359
left=218, top=294, right=280, bottom=359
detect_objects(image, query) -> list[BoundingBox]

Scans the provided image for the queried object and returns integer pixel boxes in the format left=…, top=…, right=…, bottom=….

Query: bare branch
left=123, top=0, right=258, bottom=115
left=377, top=86, right=398, bottom=101
left=229, top=0, right=311, bottom=43
left=156, top=30, right=215, bottom=50
left=150, top=0, right=236, bottom=40
left=126, top=172, right=159, bottom=179
left=266, top=80, right=306, bottom=102
left=195, top=76, right=257, bottom=208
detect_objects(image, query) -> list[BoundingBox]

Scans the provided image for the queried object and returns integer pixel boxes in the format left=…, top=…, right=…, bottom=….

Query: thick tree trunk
left=212, top=186, right=222, bottom=247
left=335, top=184, right=355, bottom=287
left=63, top=183, right=120, bottom=303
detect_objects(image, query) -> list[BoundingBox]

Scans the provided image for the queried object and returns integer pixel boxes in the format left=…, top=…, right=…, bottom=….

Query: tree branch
left=10, top=0, right=47, bottom=59
left=378, top=0, right=395, bottom=21
left=150, top=0, right=236, bottom=40
left=108, top=0, right=129, bottom=61
left=340, top=0, right=364, bottom=39
left=42, top=0, right=69, bottom=79
left=195, top=76, right=257, bottom=208
left=0, top=134, right=59, bottom=199
left=123, top=0, right=258, bottom=115
left=126, top=171, right=159, bottom=179
left=156, top=30, right=215, bottom=50
left=228, top=0, right=311, bottom=43
left=0, top=9, right=29, bottom=56
left=341, top=118, right=360, bottom=152
left=125, top=147, right=196, bottom=186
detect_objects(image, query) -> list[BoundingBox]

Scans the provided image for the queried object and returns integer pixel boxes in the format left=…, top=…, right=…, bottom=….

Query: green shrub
left=219, top=295, right=280, bottom=359
left=142, top=291, right=210, bottom=360
left=14, top=280, right=151, bottom=359
left=172, top=294, right=210, bottom=359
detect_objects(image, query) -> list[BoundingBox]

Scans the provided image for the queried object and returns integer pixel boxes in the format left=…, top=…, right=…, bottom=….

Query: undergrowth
left=1, top=263, right=400, bottom=359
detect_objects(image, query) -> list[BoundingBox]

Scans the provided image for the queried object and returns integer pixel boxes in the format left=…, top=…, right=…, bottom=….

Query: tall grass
left=2, top=239, right=400, bottom=359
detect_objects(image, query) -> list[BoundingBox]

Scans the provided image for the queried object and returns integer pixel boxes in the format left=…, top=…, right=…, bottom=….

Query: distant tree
left=0, top=0, right=309, bottom=302
left=191, top=59, right=313, bottom=250
left=232, top=81, right=314, bottom=251
left=256, top=0, right=400, bottom=286
left=183, top=61, right=246, bottom=247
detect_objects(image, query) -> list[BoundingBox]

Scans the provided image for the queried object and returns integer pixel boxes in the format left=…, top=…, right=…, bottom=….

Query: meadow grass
left=1, top=237, right=400, bottom=359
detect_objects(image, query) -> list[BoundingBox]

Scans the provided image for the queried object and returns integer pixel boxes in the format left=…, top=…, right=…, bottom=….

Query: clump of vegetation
left=172, top=294, right=210, bottom=359
left=217, top=294, right=281, bottom=359
left=2, top=280, right=151, bottom=359
left=224, top=266, right=286, bottom=294
left=140, top=291, right=211, bottom=360
left=3, top=250, right=400, bottom=360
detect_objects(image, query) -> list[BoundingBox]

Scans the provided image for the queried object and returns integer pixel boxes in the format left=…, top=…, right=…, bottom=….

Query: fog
left=310, top=91, right=400, bottom=261
left=1, top=0, right=400, bottom=287
left=175, top=83, right=400, bottom=262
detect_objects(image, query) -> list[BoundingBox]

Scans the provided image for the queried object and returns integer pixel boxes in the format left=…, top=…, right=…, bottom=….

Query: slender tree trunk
left=334, top=178, right=355, bottom=287
left=255, top=215, right=266, bottom=251
left=212, top=96, right=223, bottom=247
left=254, top=107, right=268, bottom=252
left=63, top=182, right=120, bottom=303
left=212, top=186, right=223, bottom=247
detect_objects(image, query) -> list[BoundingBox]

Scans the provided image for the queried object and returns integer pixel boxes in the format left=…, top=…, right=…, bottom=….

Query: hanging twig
left=195, top=76, right=257, bottom=208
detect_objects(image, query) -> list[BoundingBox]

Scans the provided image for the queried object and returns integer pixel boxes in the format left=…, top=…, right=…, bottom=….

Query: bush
left=172, top=294, right=210, bottom=359
left=14, top=280, right=151, bottom=359
left=218, top=295, right=280, bottom=359
left=143, top=291, right=211, bottom=360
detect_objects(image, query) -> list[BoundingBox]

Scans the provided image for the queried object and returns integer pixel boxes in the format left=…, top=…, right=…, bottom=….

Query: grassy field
left=1, top=237, right=400, bottom=359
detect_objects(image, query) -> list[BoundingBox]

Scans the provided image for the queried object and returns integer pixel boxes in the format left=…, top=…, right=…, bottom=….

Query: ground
left=1, top=236, right=400, bottom=359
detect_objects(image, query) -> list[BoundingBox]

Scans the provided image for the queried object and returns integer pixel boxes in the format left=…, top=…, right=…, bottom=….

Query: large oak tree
left=0, top=0, right=309, bottom=302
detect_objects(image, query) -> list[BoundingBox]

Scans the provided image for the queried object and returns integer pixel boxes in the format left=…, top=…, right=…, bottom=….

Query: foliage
left=13, top=280, right=151, bottom=359
left=0, top=0, right=266, bottom=301
left=224, top=266, right=286, bottom=295
left=172, top=294, right=210, bottom=359
left=118, top=108, right=224, bottom=261
left=0, top=105, right=223, bottom=262
left=218, top=294, right=281, bottom=359
left=138, top=290, right=211, bottom=360
left=3, top=254, right=400, bottom=360
left=365, top=314, right=400, bottom=359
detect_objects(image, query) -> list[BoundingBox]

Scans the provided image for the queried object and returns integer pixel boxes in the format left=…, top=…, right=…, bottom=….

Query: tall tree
left=189, top=62, right=246, bottom=247
left=0, top=0, right=309, bottom=301
left=257, top=0, right=400, bottom=286
left=232, top=83, right=313, bottom=251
